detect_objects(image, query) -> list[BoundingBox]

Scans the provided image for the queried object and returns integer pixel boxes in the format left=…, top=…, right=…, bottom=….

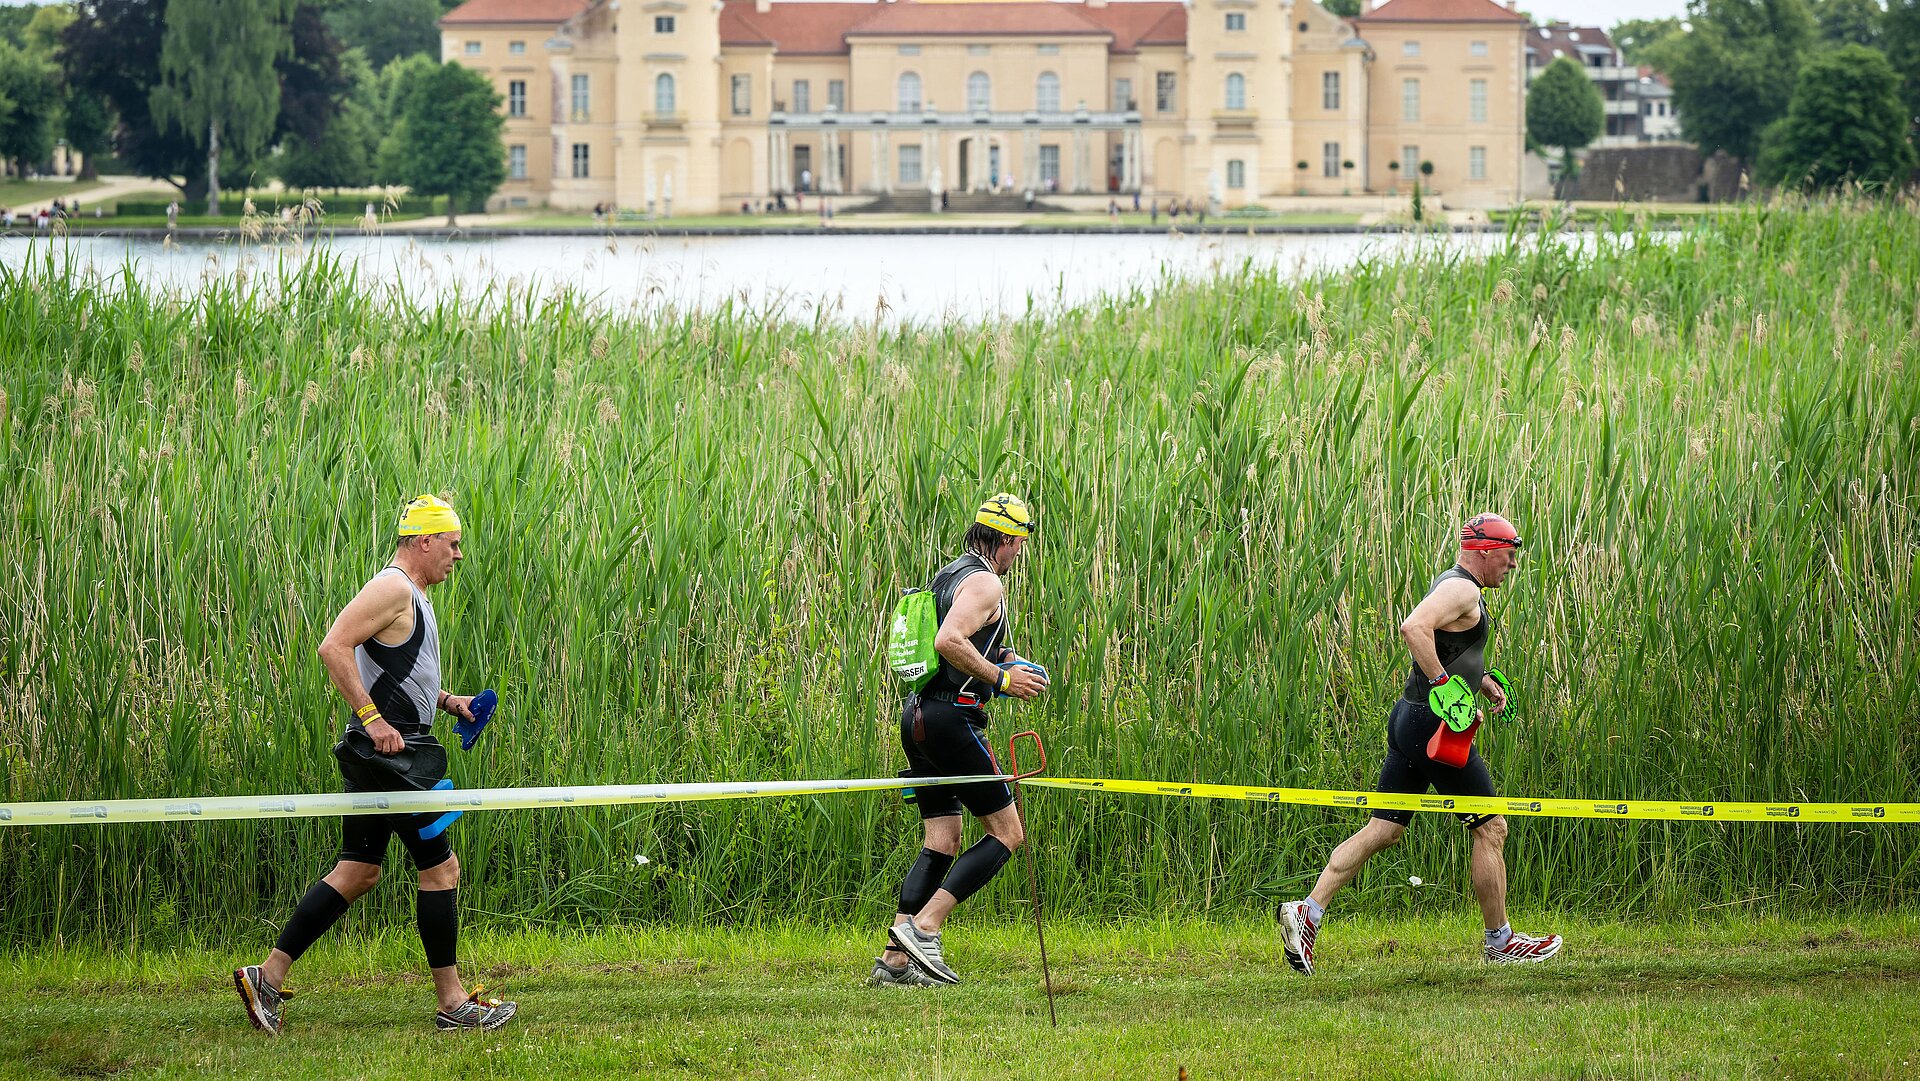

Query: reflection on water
left=1, top=230, right=1523, bottom=325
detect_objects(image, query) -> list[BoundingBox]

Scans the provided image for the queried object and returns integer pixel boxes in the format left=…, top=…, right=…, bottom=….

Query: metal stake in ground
left=1008, top=730, right=1056, bottom=1027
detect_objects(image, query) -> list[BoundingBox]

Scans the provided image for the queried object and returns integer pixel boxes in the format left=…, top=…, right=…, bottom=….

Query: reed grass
left=0, top=195, right=1915, bottom=942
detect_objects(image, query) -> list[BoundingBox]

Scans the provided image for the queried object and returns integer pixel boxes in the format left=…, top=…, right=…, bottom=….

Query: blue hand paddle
left=454, top=688, right=498, bottom=751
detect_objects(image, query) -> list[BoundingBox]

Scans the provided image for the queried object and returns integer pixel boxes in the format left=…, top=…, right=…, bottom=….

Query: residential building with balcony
left=1526, top=22, right=1680, bottom=147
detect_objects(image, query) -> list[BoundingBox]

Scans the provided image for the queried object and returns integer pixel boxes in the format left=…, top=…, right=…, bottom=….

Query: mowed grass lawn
left=9, top=915, right=1919, bottom=1080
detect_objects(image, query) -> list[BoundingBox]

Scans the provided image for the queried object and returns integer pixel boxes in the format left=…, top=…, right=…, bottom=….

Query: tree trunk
left=206, top=119, right=222, bottom=217
left=78, top=155, right=98, bottom=182
left=446, top=193, right=458, bottom=228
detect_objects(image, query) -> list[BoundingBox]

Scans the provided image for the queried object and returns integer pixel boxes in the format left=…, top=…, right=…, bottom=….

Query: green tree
left=397, top=61, right=505, bottom=226
left=1668, top=0, right=1816, bottom=169
left=1888, top=1, right=1920, bottom=133
left=149, top=0, right=294, bottom=214
left=0, top=40, right=57, bottom=175
left=277, top=47, right=377, bottom=189
left=372, top=51, right=435, bottom=184
left=1527, top=55, right=1605, bottom=198
left=1758, top=43, right=1916, bottom=187
left=1320, top=0, right=1360, bottom=16
left=1613, top=16, right=1685, bottom=64
left=1812, top=0, right=1882, bottom=46
left=325, top=0, right=441, bottom=70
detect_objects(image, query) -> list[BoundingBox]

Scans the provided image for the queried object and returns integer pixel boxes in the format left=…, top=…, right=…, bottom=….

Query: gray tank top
left=353, top=567, right=442, bottom=734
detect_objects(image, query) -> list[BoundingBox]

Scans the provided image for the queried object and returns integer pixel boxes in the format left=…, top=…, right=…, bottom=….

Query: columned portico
left=768, top=109, right=1144, bottom=195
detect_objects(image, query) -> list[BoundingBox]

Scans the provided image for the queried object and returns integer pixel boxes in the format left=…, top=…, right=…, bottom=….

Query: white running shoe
left=866, top=957, right=942, bottom=988
left=888, top=919, right=960, bottom=984
left=1276, top=899, right=1320, bottom=976
left=1485, top=930, right=1563, bottom=964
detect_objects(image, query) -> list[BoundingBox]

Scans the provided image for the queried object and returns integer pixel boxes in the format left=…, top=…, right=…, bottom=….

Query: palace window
left=1155, top=71, right=1176, bottom=113
left=1224, top=73, right=1246, bottom=111
left=1038, top=145, right=1061, bottom=187
left=828, top=80, right=846, bottom=111
left=465, top=41, right=480, bottom=56
left=897, top=72, right=922, bottom=113
left=1401, top=144, right=1419, bottom=177
left=1402, top=40, right=1420, bottom=57
left=1225, top=12, right=1245, bottom=31
left=1470, top=79, right=1487, bottom=123
left=898, top=44, right=920, bottom=56
left=1470, top=40, right=1489, bottom=57
left=1322, top=71, right=1340, bottom=110
left=1113, top=77, right=1132, bottom=111
left=509, top=41, right=526, bottom=55
left=969, top=44, right=990, bottom=56
left=898, top=144, right=922, bottom=184
left=571, top=74, right=590, bottom=122
left=1036, top=72, right=1061, bottom=112
left=1401, top=78, right=1419, bottom=123
left=731, top=74, right=751, bottom=116
left=793, top=80, right=810, bottom=113
left=509, top=80, right=526, bottom=118
left=508, top=145, right=527, bottom=179
left=572, top=143, right=589, bottom=179
left=655, top=16, right=674, bottom=33
left=1323, top=141, right=1341, bottom=178
left=655, top=73, right=675, bottom=115
left=968, top=72, right=991, bottom=112
left=1470, top=146, right=1487, bottom=180
left=1037, top=43, right=1059, bottom=55
left=1226, top=159, right=1245, bottom=189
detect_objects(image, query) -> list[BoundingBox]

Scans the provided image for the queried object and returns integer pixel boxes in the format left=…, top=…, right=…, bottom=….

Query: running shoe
left=1276, top=899, right=1320, bottom=976
left=233, top=965, right=290, bottom=1035
left=1485, top=930, right=1563, bottom=964
left=435, top=985, right=519, bottom=1031
left=866, top=957, right=942, bottom=988
left=888, top=919, right=960, bottom=984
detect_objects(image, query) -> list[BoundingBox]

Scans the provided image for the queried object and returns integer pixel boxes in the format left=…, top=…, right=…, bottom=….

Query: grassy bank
left=10, top=917, right=1920, bottom=1080
left=0, top=196, right=1915, bottom=941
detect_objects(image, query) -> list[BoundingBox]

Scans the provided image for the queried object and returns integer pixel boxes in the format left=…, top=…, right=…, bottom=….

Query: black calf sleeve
left=899, top=847, right=957, bottom=916
left=940, top=836, right=1012, bottom=904
left=417, top=888, right=459, bottom=970
left=274, top=881, right=350, bottom=962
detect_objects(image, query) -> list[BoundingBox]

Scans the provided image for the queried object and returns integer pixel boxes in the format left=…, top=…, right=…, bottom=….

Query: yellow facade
left=442, top=0, right=1529, bottom=214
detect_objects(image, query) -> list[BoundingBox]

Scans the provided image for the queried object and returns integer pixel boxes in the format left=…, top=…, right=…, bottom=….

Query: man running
left=871, top=493, right=1050, bottom=987
left=234, top=495, right=517, bottom=1034
left=1277, top=513, right=1561, bottom=973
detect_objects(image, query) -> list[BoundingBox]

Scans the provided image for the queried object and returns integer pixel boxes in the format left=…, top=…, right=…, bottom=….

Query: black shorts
left=1371, top=698, right=1498, bottom=830
left=899, top=694, right=1015, bottom=820
left=336, top=765, right=455, bottom=870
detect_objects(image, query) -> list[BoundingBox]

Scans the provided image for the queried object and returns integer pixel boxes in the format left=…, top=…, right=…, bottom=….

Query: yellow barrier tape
left=1027, top=778, right=1919, bottom=823
left=0, top=775, right=1007, bottom=827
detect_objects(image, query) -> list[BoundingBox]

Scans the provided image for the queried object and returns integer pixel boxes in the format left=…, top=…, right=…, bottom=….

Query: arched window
left=1036, top=71, right=1060, bottom=112
left=967, top=71, right=991, bottom=113
left=654, top=72, right=675, bottom=115
left=897, top=71, right=922, bottom=113
left=1225, top=73, right=1246, bottom=111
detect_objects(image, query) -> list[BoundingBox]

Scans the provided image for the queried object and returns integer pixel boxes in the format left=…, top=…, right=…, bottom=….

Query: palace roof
left=1355, top=0, right=1526, bottom=23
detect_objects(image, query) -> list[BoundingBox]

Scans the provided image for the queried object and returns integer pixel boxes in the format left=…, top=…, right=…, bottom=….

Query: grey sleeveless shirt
left=353, top=567, right=442, bottom=734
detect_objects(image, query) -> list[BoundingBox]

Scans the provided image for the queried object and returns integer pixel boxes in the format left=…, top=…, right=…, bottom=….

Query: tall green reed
left=1, top=195, right=1915, bottom=943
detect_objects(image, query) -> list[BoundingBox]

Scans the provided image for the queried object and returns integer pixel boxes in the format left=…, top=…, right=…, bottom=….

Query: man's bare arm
left=1398, top=579, right=1480, bottom=683
left=933, top=574, right=1008, bottom=687
left=317, top=574, right=411, bottom=750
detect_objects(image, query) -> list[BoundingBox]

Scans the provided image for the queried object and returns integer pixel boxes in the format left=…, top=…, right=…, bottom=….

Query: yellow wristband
left=998, top=669, right=1012, bottom=694
left=355, top=703, right=381, bottom=720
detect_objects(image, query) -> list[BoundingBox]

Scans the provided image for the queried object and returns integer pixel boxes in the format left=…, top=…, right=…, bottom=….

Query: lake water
left=1, top=230, right=1524, bottom=325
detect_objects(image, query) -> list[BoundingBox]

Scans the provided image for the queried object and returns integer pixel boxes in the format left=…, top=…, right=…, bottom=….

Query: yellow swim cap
left=396, top=494, right=462, bottom=537
left=975, top=493, right=1032, bottom=538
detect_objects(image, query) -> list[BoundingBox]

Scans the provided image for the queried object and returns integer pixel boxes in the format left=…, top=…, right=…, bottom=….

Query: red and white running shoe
left=1276, top=899, right=1320, bottom=975
left=1485, top=930, right=1563, bottom=964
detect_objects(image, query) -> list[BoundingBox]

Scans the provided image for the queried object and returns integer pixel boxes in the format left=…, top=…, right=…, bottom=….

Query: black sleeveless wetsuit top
left=922, top=552, right=1005, bottom=699
left=1401, top=565, right=1491, bottom=703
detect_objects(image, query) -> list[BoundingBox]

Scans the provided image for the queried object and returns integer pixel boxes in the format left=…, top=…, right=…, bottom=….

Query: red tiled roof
left=844, top=1, right=1111, bottom=39
left=1080, top=3, right=1185, bottom=52
left=1527, top=22, right=1617, bottom=61
left=1356, top=0, right=1525, bottom=23
left=722, top=2, right=874, bottom=53
left=441, top=0, right=587, bottom=26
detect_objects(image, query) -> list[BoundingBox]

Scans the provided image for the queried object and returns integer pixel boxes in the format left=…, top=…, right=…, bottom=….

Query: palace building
left=439, top=0, right=1529, bottom=215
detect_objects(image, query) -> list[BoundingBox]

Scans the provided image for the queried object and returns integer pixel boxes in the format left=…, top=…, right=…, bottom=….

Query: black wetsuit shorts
left=899, top=694, right=1015, bottom=820
left=1371, top=698, right=1498, bottom=830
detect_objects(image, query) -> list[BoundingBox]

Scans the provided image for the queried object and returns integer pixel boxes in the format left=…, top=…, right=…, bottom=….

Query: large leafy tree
left=1668, top=0, right=1816, bottom=169
left=1811, top=0, right=1882, bottom=46
left=326, top=0, right=443, bottom=70
left=62, top=0, right=205, bottom=196
left=1759, top=43, right=1916, bottom=187
left=1612, top=17, right=1685, bottom=66
left=1527, top=55, right=1605, bottom=198
left=372, top=51, right=436, bottom=184
left=0, top=40, right=58, bottom=175
left=396, top=61, right=505, bottom=226
left=150, top=0, right=295, bottom=214
left=278, top=46, right=377, bottom=189
left=22, top=3, right=114, bottom=179
left=1888, top=1, right=1920, bottom=134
